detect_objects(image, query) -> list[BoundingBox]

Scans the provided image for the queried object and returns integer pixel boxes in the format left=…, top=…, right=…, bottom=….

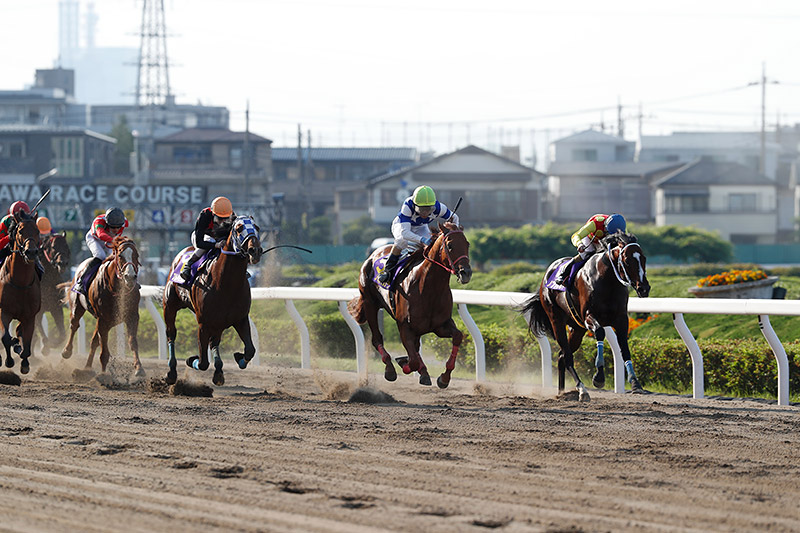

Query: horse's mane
left=431, top=221, right=463, bottom=236
left=599, top=231, right=637, bottom=251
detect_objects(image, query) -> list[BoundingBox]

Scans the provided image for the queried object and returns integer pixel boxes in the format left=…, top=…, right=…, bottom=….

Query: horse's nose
left=458, top=266, right=472, bottom=284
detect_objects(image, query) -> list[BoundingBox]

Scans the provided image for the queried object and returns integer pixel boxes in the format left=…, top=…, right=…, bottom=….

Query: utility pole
left=760, top=62, right=766, bottom=175
left=243, top=100, right=250, bottom=209
left=617, top=97, right=624, bottom=138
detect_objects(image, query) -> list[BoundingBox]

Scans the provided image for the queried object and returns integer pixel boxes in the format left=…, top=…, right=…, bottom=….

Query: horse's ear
left=60, top=231, right=66, bottom=237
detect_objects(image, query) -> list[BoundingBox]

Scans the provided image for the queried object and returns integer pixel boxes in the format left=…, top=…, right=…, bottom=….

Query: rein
left=606, top=242, right=640, bottom=287
left=423, top=230, right=468, bottom=275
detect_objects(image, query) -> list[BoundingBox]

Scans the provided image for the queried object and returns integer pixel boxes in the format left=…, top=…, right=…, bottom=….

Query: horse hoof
left=592, top=368, right=605, bottom=389
left=12, top=343, right=22, bottom=355
left=20, top=361, right=29, bottom=375
left=419, top=374, right=432, bottom=386
left=187, top=355, right=208, bottom=371
left=134, top=367, right=146, bottom=378
left=61, top=349, right=72, bottom=360
left=5, top=357, right=14, bottom=369
left=395, top=356, right=409, bottom=367
left=578, top=389, right=591, bottom=402
left=402, top=364, right=412, bottom=375
left=186, top=355, right=198, bottom=368
left=629, top=378, right=647, bottom=394
left=384, top=364, right=397, bottom=382
left=437, top=375, right=449, bottom=389
left=234, top=352, right=247, bottom=370
left=165, top=368, right=177, bottom=385
left=212, top=370, right=225, bottom=386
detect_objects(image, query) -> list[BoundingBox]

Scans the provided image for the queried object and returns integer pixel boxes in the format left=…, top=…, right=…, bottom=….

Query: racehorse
left=349, top=222, right=472, bottom=387
left=162, top=215, right=263, bottom=387
left=0, top=216, right=41, bottom=374
left=37, top=232, right=71, bottom=353
left=522, top=232, right=650, bottom=401
left=61, top=236, right=143, bottom=377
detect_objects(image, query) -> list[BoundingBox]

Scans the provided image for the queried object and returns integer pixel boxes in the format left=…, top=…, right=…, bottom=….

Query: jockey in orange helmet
left=177, top=196, right=236, bottom=286
left=555, top=213, right=626, bottom=285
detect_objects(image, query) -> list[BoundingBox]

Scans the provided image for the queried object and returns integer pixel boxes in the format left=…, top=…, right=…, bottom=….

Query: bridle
left=41, top=235, right=66, bottom=266
left=221, top=216, right=259, bottom=258
left=12, top=223, right=39, bottom=263
left=606, top=242, right=643, bottom=287
left=114, top=240, right=139, bottom=285
left=423, top=230, right=469, bottom=275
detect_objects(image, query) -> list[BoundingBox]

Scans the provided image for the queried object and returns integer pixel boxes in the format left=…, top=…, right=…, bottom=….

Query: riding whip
left=30, top=188, right=51, bottom=214
left=261, top=244, right=313, bottom=254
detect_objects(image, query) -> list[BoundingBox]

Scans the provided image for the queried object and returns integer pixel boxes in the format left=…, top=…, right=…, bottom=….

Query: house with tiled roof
left=653, top=158, right=778, bottom=243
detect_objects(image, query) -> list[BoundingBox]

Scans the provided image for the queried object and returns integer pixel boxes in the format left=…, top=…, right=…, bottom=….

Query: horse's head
left=42, top=231, right=71, bottom=274
left=112, top=236, right=140, bottom=290
left=13, top=217, right=41, bottom=265
left=228, top=215, right=263, bottom=265
left=435, top=222, right=472, bottom=284
left=604, top=233, right=650, bottom=298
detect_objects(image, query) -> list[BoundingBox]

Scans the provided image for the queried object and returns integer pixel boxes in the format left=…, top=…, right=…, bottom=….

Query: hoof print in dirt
left=348, top=387, right=397, bottom=404
left=557, top=389, right=582, bottom=401
left=72, top=368, right=96, bottom=382
left=0, top=370, right=21, bottom=386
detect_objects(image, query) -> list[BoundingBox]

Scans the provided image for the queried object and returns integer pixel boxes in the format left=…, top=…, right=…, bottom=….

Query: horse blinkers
left=233, top=218, right=262, bottom=265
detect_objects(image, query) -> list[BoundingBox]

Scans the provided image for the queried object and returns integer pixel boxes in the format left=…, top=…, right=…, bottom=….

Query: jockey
left=77, top=207, right=128, bottom=294
left=0, top=201, right=32, bottom=266
left=555, top=213, right=626, bottom=285
left=177, top=196, right=236, bottom=286
left=37, top=216, right=56, bottom=244
left=378, top=185, right=459, bottom=285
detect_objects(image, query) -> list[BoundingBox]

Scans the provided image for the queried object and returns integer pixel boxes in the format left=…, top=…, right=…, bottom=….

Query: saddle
left=544, top=257, right=587, bottom=327
left=169, top=248, right=220, bottom=285
left=373, top=248, right=423, bottom=291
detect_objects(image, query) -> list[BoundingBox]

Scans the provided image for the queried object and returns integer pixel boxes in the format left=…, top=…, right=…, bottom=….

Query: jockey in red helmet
left=0, top=201, right=44, bottom=278
left=555, top=213, right=627, bottom=285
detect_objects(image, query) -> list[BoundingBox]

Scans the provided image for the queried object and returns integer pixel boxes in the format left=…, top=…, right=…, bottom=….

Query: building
left=653, top=159, right=778, bottom=243
left=365, top=145, right=546, bottom=227
left=546, top=130, right=679, bottom=222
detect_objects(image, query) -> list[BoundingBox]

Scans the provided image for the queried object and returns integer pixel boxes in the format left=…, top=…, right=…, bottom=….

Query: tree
left=110, top=115, right=133, bottom=176
left=308, top=216, right=332, bottom=244
left=341, top=215, right=389, bottom=245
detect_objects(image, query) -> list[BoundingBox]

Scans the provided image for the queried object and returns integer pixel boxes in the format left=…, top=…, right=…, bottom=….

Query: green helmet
left=412, top=185, right=436, bottom=207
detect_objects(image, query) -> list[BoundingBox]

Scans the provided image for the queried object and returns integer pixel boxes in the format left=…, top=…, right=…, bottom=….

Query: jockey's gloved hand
left=421, top=236, right=434, bottom=246
left=215, top=241, right=224, bottom=249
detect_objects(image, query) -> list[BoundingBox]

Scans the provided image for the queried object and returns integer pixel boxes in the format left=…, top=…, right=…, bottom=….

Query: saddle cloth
left=169, top=249, right=219, bottom=285
left=544, top=258, right=586, bottom=292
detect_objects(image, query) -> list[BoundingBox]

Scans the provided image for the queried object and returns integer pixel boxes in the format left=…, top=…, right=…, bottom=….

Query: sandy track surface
left=1, top=357, right=799, bottom=533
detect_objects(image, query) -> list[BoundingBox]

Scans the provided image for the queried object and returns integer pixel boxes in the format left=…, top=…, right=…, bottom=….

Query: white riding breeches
left=578, top=235, right=596, bottom=260
left=86, top=232, right=112, bottom=260
left=391, top=219, right=431, bottom=251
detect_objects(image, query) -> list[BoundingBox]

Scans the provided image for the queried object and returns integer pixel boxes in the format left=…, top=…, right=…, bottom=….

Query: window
left=572, top=149, right=597, bottom=162
left=51, top=136, right=84, bottom=177
left=729, top=193, right=757, bottom=212
left=664, top=195, right=709, bottom=213
left=230, top=147, right=242, bottom=169
left=172, top=145, right=211, bottom=164
left=340, top=190, right=367, bottom=209
left=381, top=189, right=397, bottom=206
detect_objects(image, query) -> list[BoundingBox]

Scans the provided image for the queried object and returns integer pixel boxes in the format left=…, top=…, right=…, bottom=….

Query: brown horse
left=162, top=215, right=263, bottom=386
left=523, top=232, right=650, bottom=401
left=0, top=217, right=41, bottom=374
left=37, top=232, right=71, bottom=353
left=349, top=222, right=472, bottom=387
left=61, top=236, right=143, bottom=376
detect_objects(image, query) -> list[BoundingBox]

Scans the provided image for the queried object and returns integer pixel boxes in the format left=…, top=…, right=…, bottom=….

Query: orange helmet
left=211, top=196, right=233, bottom=218
left=36, top=216, right=52, bottom=234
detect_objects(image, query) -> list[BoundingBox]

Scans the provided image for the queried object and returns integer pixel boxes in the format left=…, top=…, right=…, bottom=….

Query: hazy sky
left=4, top=0, right=800, bottom=166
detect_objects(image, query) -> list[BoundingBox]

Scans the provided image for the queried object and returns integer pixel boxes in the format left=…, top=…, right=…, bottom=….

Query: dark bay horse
left=37, top=232, right=71, bottom=353
left=61, top=236, right=143, bottom=376
left=163, top=215, right=263, bottom=386
left=0, top=217, right=41, bottom=374
left=523, top=232, right=650, bottom=401
left=349, top=222, right=472, bottom=387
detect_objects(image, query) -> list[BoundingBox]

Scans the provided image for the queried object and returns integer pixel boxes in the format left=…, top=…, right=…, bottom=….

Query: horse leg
left=232, top=317, right=256, bottom=370
left=1, top=312, right=14, bottom=368
left=17, top=318, right=35, bottom=375
left=614, top=321, right=645, bottom=394
left=164, top=298, right=179, bottom=385
left=51, top=307, right=66, bottom=347
left=399, top=328, right=429, bottom=386
left=433, top=319, right=462, bottom=389
left=85, top=327, right=101, bottom=369
left=365, top=301, right=396, bottom=382
left=210, top=337, right=224, bottom=386
left=186, top=327, right=210, bottom=372
left=552, top=318, right=589, bottom=402
left=61, top=297, right=86, bottom=360
left=126, top=309, right=144, bottom=378
left=35, top=313, right=49, bottom=356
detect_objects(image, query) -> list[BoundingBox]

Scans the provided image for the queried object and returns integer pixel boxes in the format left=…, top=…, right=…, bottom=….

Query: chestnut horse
left=61, top=236, right=143, bottom=376
left=162, top=215, right=263, bottom=387
left=349, top=222, right=472, bottom=387
left=0, top=217, right=41, bottom=374
left=37, top=232, right=71, bottom=353
left=523, top=232, right=650, bottom=401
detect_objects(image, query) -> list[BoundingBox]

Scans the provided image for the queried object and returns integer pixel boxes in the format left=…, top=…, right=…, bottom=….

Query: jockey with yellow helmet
left=555, top=213, right=626, bottom=285
left=177, top=196, right=236, bottom=286
left=378, top=185, right=459, bottom=285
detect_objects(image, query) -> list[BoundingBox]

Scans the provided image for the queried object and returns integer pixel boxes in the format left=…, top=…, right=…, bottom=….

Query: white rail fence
left=65, top=286, right=799, bottom=406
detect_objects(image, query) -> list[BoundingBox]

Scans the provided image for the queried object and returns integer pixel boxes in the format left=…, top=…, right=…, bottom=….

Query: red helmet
left=9, top=201, right=30, bottom=217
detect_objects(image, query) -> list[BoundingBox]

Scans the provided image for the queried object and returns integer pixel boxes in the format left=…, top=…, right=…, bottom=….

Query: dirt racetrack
left=1, top=357, right=800, bottom=533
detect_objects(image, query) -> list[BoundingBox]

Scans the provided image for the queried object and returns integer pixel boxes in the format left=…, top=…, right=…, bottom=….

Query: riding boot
left=555, top=254, right=581, bottom=285
left=178, top=260, right=194, bottom=286
left=378, top=254, right=400, bottom=285
left=0, top=246, right=10, bottom=269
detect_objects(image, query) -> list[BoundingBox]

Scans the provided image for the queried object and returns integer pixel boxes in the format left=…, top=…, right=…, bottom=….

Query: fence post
left=284, top=300, right=310, bottom=369
left=759, top=315, right=789, bottom=406
left=604, top=327, right=626, bottom=393
left=457, top=303, right=485, bottom=382
left=338, top=300, right=366, bottom=379
left=672, top=312, right=704, bottom=399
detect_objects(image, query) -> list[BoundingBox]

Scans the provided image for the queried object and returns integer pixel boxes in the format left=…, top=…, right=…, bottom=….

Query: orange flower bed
left=697, top=269, right=767, bottom=288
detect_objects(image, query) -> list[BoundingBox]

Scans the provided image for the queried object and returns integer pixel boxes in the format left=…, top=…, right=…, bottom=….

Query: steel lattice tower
left=135, top=0, right=172, bottom=107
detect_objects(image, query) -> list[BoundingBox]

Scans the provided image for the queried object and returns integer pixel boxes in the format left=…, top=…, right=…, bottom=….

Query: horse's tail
left=521, top=291, right=553, bottom=339
left=347, top=295, right=366, bottom=324
left=57, top=281, right=72, bottom=305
